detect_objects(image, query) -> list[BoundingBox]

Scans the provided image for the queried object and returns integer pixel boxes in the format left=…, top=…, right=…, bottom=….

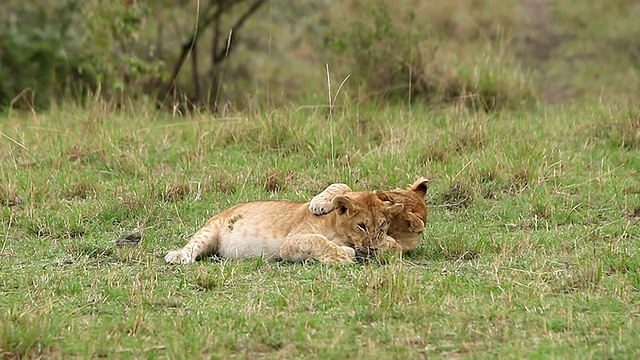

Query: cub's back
left=218, top=200, right=307, bottom=233
left=215, top=201, right=309, bottom=259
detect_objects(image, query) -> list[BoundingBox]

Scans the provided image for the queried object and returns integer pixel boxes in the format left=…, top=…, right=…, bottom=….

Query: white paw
left=309, top=201, right=333, bottom=215
left=165, top=249, right=195, bottom=264
left=309, top=183, right=352, bottom=215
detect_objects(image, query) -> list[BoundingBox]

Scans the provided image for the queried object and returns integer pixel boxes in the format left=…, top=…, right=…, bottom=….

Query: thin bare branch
left=213, top=0, right=267, bottom=63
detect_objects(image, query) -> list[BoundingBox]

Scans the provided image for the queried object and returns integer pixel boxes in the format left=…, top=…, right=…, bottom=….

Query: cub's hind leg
left=309, top=183, right=352, bottom=215
left=280, top=233, right=355, bottom=265
left=165, top=217, right=222, bottom=264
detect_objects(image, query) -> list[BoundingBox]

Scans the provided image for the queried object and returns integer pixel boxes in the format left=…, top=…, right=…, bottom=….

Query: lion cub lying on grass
left=309, top=178, right=428, bottom=253
left=165, top=191, right=403, bottom=265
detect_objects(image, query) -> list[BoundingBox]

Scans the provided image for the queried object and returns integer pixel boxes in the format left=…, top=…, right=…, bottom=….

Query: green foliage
left=0, top=1, right=91, bottom=108
left=81, top=1, right=164, bottom=97
left=1, top=0, right=638, bottom=109
left=0, top=0, right=163, bottom=109
left=329, top=3, right=423, bottom=101
left=327, top=1, right=535, bottom=109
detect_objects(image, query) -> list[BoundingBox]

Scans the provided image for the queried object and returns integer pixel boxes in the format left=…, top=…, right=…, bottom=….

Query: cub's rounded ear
left=383, top=201, right=404, bottom=216
left=332, top=195, right=355, bottom=216
left=409, top=177, right=429, bottom=198
left=406, top=212, right=426, bottom=232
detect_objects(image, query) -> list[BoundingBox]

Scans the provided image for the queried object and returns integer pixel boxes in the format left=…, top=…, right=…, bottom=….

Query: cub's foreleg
left=280, top=233, right=355, bottom=264
left=308, top=183, right=352, bottom=215
left=165, top=217, right=222, bottom=264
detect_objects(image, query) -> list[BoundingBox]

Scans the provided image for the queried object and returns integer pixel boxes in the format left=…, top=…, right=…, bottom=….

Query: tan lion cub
left=165, top=191, right=403, bottom=265
left=309, top=178, right=428, bottom=253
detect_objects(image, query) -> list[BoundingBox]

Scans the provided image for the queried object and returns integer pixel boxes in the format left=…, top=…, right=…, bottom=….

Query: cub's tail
left=165, top=216, right=224, bottom=264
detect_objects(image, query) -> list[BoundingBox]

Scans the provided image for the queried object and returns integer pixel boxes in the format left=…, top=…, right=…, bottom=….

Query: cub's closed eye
left=357, top=223, right=368, bottom=232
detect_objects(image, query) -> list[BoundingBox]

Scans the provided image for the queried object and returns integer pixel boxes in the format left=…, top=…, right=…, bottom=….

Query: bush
left=327, top=0, right=535, bottom=110
left=0, top=0, right=162, bottom=109
left=329, top=4, right=426, bottom=102
left=0, top=1, right=89, bottom=108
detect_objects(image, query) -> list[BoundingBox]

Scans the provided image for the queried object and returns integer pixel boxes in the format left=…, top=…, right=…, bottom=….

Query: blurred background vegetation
left=1, top=0, right=638, bottom=111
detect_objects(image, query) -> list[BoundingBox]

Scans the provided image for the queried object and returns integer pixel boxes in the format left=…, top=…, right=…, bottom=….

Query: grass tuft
left=0, top=183, right=22, bottom=207
left=195, top=263, right=233, bottom=290
left=160, top=182, right=191, bottom=202
left=62, top=180, right=96, bottom=200
left=65, top=241, right=114, bottom=260
left=361, top=260, right=418, bottom=309
left=509, top=166, right=531, bottom=194
left=451, top=118, right=487, bottom=153
left=435, top=235, right=483, bottom=261
left=0, top=311, right=59, bottom=359
left=559, top=261, right=604, bottom=293
left=591, top=109, right=640, bottom=150
left=264, top=170, right=287, bottom=193
left=440, top=181, right=474, bottom=210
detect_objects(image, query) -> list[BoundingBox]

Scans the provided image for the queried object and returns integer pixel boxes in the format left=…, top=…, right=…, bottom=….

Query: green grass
left=1, top=101, right=640, bottom=358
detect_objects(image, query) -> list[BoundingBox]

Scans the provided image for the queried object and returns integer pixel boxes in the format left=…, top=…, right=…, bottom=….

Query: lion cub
left=165, top=191, right=403, bottom=265
left=309, top=178, right=428, bottom=253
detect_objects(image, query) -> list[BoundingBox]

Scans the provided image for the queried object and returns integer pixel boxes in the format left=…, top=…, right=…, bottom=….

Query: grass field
left=1, top=100, right=639, bottom=358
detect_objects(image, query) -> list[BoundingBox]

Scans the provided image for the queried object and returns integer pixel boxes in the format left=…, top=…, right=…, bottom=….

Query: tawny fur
left=165, top=191, right=403, bottom=265
left=309, top=178, right=428, bottom=253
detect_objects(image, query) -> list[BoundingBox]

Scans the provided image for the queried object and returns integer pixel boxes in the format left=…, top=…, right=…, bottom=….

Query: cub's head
left=374, top=177, right=428, bottom=252
left=331, top=191, right=404, bottom=251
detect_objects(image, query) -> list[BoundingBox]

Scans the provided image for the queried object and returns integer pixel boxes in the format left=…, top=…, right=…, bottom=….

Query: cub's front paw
left=376, top=236, right=402, bottom=252
left=309, top=183, right=352, bottom=215
left=309, top=202, right=333, bottom=215
left=165, top=249, right=195, bottom=264
left=340, top=246, right=356, bottom=259
left=322, top=247, right=355, bottom=265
